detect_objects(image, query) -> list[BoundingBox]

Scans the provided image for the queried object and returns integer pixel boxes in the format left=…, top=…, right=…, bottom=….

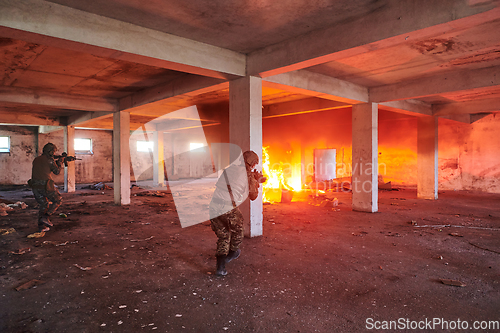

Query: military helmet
left=243, top=150, right=259, bottom=167
left=42, top=142, right=57, bottom=155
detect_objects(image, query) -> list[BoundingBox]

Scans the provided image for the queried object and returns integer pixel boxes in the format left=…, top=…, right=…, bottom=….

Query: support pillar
left=153, top=131, right=165, bottom=186
left=229, top=76, right=263, bottom=238
left=417, top=116, right=438, bottom=199
left=63, top=126, right=75, bottom=193
left=113, top=111, right=131, bottom=205
left=352, top=103, right=378, bottom=212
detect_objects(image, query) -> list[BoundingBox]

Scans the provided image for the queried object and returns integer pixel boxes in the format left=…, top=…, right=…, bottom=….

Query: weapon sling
left=223, top=171, right=237, bottom=209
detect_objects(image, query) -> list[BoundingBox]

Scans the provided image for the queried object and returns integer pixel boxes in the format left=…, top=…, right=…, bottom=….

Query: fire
left=262, top=146, right=301, bottom=203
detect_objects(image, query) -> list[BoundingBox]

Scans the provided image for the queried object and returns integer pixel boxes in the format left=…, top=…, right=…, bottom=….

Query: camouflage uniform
left=210, top=206, right=245, bottom=257
left=209, top=151, right=260, bottom=257
left=29, top=143, right=63, bottom=231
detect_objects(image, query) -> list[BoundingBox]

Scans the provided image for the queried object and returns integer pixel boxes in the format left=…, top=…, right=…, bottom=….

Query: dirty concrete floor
left=0, top=185, right=499, bottom=332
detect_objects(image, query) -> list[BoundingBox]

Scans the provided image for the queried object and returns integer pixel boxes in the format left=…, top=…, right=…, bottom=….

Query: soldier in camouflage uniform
left=209, top=151, right=261, bottom=276
left=29, top=143, right=63, bottom=232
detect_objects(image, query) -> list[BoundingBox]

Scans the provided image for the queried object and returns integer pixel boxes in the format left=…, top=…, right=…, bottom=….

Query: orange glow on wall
left=377, top=147, right=417, bottom=184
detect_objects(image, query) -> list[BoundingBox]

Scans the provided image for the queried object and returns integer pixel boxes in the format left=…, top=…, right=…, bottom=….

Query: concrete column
left=63, top=125, right=75, bottom=193
left=352, top=103, right=378, bottom=212
left=229, top=76, right=263, bottom=238
left=113, top=111, right=131, bottom=205
left=153, top=131, right=165, bottom=186
left=417, top=116, right=438, bottom=199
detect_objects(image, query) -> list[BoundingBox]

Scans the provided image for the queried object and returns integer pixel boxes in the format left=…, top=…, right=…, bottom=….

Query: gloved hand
left=251, top=169, right=267, bottom=184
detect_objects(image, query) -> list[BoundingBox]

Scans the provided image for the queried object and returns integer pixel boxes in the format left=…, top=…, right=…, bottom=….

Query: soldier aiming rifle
left=208, top=151, right=267, bottom=276
left=28, top=143, right=81, bottom=232
left=54, top=152, right=81, bottom=167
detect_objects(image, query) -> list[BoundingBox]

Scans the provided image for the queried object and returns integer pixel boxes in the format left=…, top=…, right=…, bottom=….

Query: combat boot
left=40, top=215, right=53, bottom=227
left=216, top=255, right=227, bottom=276
left=225, top=249, right=241, bottom=263
left=38, top=225, right=50, bottom=232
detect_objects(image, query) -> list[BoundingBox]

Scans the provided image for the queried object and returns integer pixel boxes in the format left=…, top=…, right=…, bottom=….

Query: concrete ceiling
left=1, top=0, right=500, bottom=130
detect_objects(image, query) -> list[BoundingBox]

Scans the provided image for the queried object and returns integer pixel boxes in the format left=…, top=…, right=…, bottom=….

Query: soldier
left=209, top=150, right=262, bottom=276
left=29, top=143, right=63, bottom=232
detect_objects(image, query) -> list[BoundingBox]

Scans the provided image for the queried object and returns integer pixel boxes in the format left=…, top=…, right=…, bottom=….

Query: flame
left=262, top=146, right=301, bottom=203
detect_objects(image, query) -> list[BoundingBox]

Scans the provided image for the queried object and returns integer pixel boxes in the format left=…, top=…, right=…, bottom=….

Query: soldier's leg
left=228, top=208, right=244, bottom=252
left=210, top=215, right=231, bottom=257
left=45, top=188, right=62, bottom=216
left=32, top=189, right=51, bottom=231
left=33, top=189, right=47, bottom=215
left=211, top=214, right=231, bottom=276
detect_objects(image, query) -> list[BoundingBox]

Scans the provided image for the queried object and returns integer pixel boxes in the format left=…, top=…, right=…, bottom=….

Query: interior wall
left=0, top=126, right=38, bottom=185
left=439, top=114, right=500, bottom=193
left=0, top=126, right=112, bottom=185
left=2, top=109, right=499, bottom=193
left=75, top=129, right=113, bottom=184
left=378, top=114, right=418, bottom=185
left=263, top=108, right=353, bottom=186
left=262, top=106, right=500, bottom=193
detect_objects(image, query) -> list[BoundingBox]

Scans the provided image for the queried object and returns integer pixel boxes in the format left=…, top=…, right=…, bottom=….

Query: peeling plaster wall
left=3, top=111, right=499, bottom=193
left=0, top=126, right=112, bottom=185
left=38, top=129, right=113, bottom=185
left=439, top=114, right=500, bottom=193
left=262, top=106, right=500, bottom=193
left=75, top=129, right=113, bottom=184
left=0, top=126, right=38, bottom=185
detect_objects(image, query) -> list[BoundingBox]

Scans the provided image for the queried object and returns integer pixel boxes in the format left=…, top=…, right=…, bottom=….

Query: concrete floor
left=0, top=185, right=499, bottom=332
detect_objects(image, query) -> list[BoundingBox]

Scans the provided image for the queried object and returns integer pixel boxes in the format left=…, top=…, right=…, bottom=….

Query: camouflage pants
left=32, top=187, right=62, bottom=221
left=210, top=208, right=244, bottom=257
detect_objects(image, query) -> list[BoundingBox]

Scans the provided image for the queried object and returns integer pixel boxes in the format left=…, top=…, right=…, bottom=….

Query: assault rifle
left=54, top=152, right=82, bottom=167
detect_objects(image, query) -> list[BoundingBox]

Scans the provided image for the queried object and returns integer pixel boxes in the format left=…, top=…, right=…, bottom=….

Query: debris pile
left=0, top=201, right=28, bottom=216
left=134, top=191, right=168, bottom=197
left=15, top=279, right=45, bottom=291
left=305, top=177, right=352, bottom=192
left=0, top=227, right=16, bottom=235
left=308, top=189, right=340, bottom=209
left=84, top=182, right=113, bottom=190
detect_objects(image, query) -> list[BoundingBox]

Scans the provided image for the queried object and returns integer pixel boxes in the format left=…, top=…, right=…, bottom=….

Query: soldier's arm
left=247, top=173, right=260, bottom=201
left=50, top=158, right=63, bottom=175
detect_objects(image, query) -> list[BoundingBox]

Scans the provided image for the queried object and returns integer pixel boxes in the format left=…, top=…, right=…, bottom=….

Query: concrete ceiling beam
left=0, top=0, right=245, bottom=79
left=379, top=100, right=432, bottom=117
left=119, top=75, right=227, bottom=112
left=371, top=66, right=500, bottom=103
left=67, top=111, right=113, bottom=126
left=470, top=113, right=492, bottom=123
left=0, top=86, right=117, bottom=112
left=39, top=125, right=63, bottom=134
left=263, top=70, right=368, bottom=104
left=439, top=114, right=472, bottom=123
left=433, top=97, right=500, bottom=115
left=263, top=97, right=349, bottom=118
left=154, top=119, right=220, bottom=133
left=0, top=110, right=63, bottom=126
left=248, top=0, right=500, bottom=77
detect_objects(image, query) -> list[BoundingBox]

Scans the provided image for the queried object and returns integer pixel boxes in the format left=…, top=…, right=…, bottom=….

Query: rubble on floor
left=134, top=191, right=168, bottom=197
left=83, top=182, right=113, bottom=190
